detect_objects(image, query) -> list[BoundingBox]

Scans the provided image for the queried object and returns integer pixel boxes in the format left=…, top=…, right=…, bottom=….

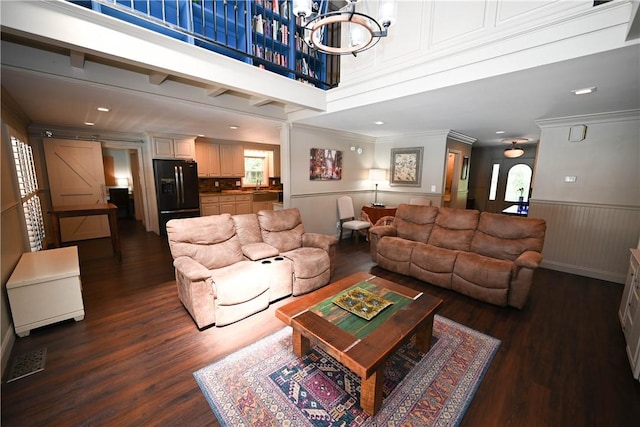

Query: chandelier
left=292, top=0, right=397, bottom=56
left=503, top=138, right=528, bottom=158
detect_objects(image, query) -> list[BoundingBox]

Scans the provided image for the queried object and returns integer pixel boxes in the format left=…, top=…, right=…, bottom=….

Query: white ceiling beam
left=206, top=86, right=228, bottom=97
left=250, top=96, right=273, bottom=107
left=69, top=50, right=85, bottom=69
left=149, top=71, right=168, bottom=85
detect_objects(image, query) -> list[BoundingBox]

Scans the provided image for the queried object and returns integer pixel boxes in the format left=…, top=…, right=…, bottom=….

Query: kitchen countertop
left=200, top=190, right=282, bottom=195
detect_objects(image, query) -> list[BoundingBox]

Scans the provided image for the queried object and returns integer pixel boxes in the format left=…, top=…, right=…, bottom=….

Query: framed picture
left=461, top=156, right=469, bottom=180
left=309, top=148, right=342, bottom=180
left=390, top=147, right=423, bottom=186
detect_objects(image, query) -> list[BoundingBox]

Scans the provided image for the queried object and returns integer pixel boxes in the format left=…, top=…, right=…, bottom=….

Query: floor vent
left=6, top=348, right=47, bottom=383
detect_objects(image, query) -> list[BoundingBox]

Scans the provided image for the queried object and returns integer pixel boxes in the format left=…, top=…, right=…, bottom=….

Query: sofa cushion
left=471, top=212, right=546, bottom=261
left=453, top=252, right=512, bottom=290
left=377, top=236, right=417, bottom=276
left=409, top=242, right=458, bottom=289
left=428, top=207, right=479, bottom=251
left=394, top=204, right=439, bottom=243
left=242, top=242, right=279, bottom=261
left=210, top=261, right=270, bottom=306
left=232, top=213, right=263, bottom=246
left=166, top=215, right=244, bottom=270
left=258, top=208, right=304, bottom=252
left=411, top=242, right=459, bottom=274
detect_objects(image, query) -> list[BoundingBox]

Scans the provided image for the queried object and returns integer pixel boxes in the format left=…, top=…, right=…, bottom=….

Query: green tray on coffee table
left=310, top=281, right=413, bottom=340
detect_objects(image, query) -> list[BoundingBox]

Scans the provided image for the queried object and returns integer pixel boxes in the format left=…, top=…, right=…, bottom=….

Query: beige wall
left=1, top=88, right=31, bottom=375
left=529, top=110, right=640, bottom=282
left=286, top=124, right=375, bottom=237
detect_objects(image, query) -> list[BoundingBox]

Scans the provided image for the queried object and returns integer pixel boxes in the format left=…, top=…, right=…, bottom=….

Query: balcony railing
left=70, top=0, right=339, bottom=89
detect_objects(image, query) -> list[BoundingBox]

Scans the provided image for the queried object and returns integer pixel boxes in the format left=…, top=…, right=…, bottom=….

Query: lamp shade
left=369, top=168, right=386, bottom=182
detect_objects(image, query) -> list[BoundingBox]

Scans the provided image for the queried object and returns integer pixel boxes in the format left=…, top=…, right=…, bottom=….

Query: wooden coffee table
left=275, top=271, right=443, bottom=416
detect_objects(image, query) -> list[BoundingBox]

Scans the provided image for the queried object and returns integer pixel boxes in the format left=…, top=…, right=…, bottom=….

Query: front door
left=44, top=138, right=110, bottom=242
left=485, top=157, right=534, bottom=214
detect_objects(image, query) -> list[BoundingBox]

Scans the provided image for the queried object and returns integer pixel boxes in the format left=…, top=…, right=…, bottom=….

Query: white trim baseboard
left=1, top=323, right=16, bottom=379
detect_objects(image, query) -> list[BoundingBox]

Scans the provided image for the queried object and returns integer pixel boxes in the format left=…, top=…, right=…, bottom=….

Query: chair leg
left=354, top=229, right=359, bottom=244
left=339, top=227, right=344, bottom=241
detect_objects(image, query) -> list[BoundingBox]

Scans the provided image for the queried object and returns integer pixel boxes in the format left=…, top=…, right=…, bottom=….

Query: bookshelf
left=251, top=0, right=328, bottom=88
left=74, top=0, right=333, bottom=89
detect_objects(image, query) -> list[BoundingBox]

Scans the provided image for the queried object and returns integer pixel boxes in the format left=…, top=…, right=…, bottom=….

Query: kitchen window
left=243, top=150, right=269, bottom=187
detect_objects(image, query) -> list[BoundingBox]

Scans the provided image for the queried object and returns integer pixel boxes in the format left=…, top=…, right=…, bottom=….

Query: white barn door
left=44, top=138, right=110, bottom=242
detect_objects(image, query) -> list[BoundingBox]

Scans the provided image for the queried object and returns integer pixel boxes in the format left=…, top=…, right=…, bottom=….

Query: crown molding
left=536, top=109, right=640, bottom=128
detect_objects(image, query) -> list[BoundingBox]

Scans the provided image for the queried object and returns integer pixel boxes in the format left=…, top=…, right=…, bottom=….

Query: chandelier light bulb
left=292, top=0, right=312, bottom=18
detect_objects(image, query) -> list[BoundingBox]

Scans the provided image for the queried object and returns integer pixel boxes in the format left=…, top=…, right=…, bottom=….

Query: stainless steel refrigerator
left=153, top=159, right=200, bottom=235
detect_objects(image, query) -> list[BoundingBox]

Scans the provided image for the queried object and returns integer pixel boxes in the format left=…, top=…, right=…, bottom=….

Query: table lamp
left=369, top=168, right=387, bottom=207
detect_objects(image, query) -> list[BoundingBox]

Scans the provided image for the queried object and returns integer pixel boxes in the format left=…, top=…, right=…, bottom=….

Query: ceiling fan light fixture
left=502, top=138, right=527, bottom=158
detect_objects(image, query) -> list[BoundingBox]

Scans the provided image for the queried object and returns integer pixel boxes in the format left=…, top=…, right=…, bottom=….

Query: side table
left=7, top=246, right=84, bottom=337
left=362, top=205, right=397, bottom=226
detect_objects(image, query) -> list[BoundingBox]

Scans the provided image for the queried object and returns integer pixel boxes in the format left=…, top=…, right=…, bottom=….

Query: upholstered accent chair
left=337, top=195, right=371, bottom=243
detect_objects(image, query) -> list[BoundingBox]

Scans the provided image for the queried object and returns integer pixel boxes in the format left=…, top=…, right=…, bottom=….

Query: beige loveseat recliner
left=166, top=208, right=338, bottom=328
left=369, top=204, right=546, bottom=309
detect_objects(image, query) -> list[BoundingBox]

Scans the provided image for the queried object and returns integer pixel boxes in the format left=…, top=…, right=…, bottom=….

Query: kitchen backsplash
left=199, top=177, right=282, bottom=193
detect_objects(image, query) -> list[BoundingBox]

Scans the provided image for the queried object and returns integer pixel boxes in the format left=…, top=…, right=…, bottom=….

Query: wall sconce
left=368, top=168, right=387, bottom=206
left=350, top=145, right=363, bottom=155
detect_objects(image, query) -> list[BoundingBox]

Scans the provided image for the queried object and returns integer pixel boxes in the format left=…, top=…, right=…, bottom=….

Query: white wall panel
left=430, top=0, right=488, bottom=47
left=531, top=201, right=640, bottom=283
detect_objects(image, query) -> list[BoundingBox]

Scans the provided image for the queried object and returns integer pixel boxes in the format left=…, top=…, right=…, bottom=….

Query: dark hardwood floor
left=2, top=219, right=640, bottom=426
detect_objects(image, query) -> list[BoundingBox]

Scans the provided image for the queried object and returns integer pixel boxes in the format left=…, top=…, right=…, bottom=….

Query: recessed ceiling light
left=374, top=121, right=384, bottom=125
left=571, top=87, right=597, bottom=95
left=230, top=125, right=239, bottom=130
left=97, top=107, right=110, bottom=112
left=496, top=130, right=506, bottom=134
left=84, top=122, right=95, bottom=126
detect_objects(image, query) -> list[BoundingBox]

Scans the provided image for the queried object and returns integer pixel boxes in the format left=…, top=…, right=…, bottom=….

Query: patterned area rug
left=194, top=315, right=500, bottom=426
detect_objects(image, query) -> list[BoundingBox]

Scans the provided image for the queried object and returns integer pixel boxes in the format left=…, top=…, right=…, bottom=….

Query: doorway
left=444, top=149, right=467, bottom=209
left=486, top=157, right=534, bottom=214
left=101, top=143, right=147, bottom=227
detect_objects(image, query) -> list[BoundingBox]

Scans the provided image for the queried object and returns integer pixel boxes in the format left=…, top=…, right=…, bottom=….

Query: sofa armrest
left=369, top=225, right=397, bottom=263
left=172, top=256, right=216, bottom=329
left=369, top=225, right=397, bottom=239
left=303, top=232, right=339, bottom=278
left=302, top=232, right=338, bottom=252
left=514, top=251, right=543, bottom=269
left=173, top=256, right=212, bottom=282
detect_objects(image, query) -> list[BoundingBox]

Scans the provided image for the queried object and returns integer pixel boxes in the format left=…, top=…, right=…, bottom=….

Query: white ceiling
left=2, top=38, right=639, bottom=147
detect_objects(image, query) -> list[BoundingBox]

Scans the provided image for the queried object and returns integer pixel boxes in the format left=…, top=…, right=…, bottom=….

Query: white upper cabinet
left=152, top=136, right=195, bottom=160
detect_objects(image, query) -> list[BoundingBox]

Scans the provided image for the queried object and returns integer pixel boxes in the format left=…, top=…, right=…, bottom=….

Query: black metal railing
left=69, top=0, right=339, bottom=89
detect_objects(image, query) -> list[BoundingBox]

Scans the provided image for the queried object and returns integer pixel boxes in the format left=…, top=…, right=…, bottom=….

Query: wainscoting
left=530, top=200, right=640, bottom=283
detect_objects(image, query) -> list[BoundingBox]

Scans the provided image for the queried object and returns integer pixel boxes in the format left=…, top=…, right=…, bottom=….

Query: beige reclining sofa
left=166, top=208, right=338, bottom=328
left=369, top=204, right=546, bottom=309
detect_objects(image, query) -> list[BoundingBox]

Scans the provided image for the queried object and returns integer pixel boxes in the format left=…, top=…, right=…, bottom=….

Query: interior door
left=44, top=138, right=110, bottom=242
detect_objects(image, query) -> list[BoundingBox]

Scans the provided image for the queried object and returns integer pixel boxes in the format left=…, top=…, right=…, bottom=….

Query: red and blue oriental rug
left=193, top=315, right=500, bottom=426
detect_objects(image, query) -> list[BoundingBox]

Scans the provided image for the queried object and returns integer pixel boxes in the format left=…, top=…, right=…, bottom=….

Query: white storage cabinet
left=7, top=246, right=84, bottom=337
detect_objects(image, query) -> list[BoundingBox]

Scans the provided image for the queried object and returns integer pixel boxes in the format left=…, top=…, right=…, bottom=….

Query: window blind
left=11, top=135, right=45, bottom=251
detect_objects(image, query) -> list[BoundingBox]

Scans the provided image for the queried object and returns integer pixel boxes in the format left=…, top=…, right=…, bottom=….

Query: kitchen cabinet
left=236, top=194, right=253, bottom=214
left=201, top=193, right=252, bottom=216
left=152, top=136, right=195, bottom=160
left=269, top=147, right=281, bottom=177
left=195, top=142, right=221, bottom=177
left=200, top=195, right=220, bottom=216
left=220, top=144, right=245, bottom=177
left=619, top=248, right=640, bottom=380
